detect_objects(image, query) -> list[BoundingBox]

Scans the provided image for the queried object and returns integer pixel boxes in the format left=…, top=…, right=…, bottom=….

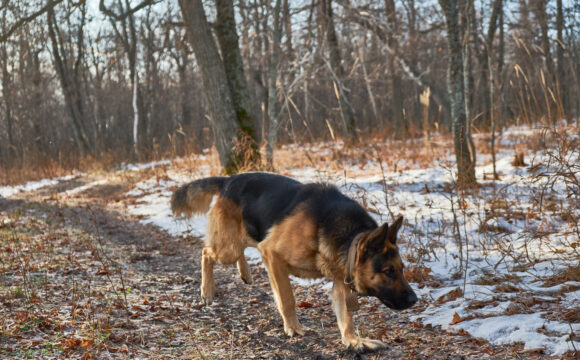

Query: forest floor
left=1, top=124, right=579, bottom=359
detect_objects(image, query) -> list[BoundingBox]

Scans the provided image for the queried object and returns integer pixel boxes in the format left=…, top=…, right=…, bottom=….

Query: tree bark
left=266, top=0, right=282, bottom=166
left=318, top=0, right=356, bottom=138
left=462, top=0, right=476, bottom=166
left=533, top=0, right=556, bottom=84
left=385, top=0, right=404, bottom=134
left=556, top=0, right=567, bottom=118
left=179, top=0, right=241, bottom=173
left=215, top=0, right=260, bottom=166
left=283, top=0, right=293, bottom=61
left=439, top=0, right=476, bottom=186
left=47, top=2, right=93, bottom=155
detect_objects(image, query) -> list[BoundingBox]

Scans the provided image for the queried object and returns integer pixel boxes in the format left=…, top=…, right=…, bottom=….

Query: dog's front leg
left=330, top=282, right=386, bottom=351
left=259, top=247, right=306, bottom=337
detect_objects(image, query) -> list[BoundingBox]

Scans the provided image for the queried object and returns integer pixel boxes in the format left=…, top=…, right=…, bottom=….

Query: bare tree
left=318, top=0, right=357, bottom=138
left=0, top=0, right=64, bottom=42
left=556, top=0, right=567, bottom=117
left=100, top=0, right=145, bottom=156
left=179, top=0, right=247, bottom=173
left=214, top=0, right=260, bottom=166
left=266, top=0, right=282, bottom=166
left=385, top=0, right=404, bottom=134
left=439, top=0, right=476, bottom=186
left=47, top=0, right=94, bottom=155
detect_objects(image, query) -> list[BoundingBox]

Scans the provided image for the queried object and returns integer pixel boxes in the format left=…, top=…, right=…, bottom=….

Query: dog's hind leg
left=259, top=246, right=305, bottom=337
left=201, top=195, right=246, bottom=305
left=201, top=247, right=217, bottom=305
left=330, top=281, right=386, bottom=351
left=236, top=255, right=252, bottom=284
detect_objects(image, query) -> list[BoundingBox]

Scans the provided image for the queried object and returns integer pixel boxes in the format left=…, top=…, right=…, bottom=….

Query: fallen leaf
left=451, top=312, right=465, bottom=325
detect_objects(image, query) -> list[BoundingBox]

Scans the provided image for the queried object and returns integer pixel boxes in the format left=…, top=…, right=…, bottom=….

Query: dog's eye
left=383, top=267, right=395, bottom=278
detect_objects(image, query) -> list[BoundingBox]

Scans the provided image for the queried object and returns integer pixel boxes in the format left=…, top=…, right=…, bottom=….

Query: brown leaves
left=95, top=268, right=109, bottom=275
left=437, top=287, right=463, bottom=304
left=451, top=312, right=466, bottom=325
left=297, top=301, right=314, bottom=308
left=61, top=337, right=93, bottom=352
left=404, top=266, right=432, bottom=283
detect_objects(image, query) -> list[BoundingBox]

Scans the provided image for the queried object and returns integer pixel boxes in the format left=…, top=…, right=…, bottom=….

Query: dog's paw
left=240, top=271, right=253, bottom=285
left=200, top=286, right=216, bottom=305
left=237, top=260, right=253, bottom=284
left=284, top=323, right=309, bottom=337
left=343, top=337, right=386, bottom=352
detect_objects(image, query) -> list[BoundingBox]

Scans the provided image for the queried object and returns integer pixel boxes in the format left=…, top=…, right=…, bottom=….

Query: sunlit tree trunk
left=179, top=0, right=243, bottom=173
left=215, top=0, right=260, bottom=166
left=556, top=0, right=567, bottom=118
left=439, top=0, right=476, bottom=186
left=266, top=0, right=282, bottom=166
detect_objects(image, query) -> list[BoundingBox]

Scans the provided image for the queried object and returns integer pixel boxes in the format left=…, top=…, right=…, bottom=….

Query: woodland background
left=1, top=1, right=580, bottom=358
left=0, top=0, right=579, bottom=181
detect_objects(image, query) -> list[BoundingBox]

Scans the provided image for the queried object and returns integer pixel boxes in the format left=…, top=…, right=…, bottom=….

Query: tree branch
left=338, top=1, right=450, bottom=113
left=0, top=0, right=65, bottom=43
left=99, top=0, right=158, bottom=21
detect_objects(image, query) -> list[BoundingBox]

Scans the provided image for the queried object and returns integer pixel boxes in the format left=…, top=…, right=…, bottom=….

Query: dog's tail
left=171, top=177, right=227, bottom=217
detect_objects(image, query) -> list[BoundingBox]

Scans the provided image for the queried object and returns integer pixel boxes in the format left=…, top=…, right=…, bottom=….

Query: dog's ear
left=360, top=222, right=389, bottom=258
left=386, top=216, right=404, bottom=245
left=376, top=221, right=389, bottom=240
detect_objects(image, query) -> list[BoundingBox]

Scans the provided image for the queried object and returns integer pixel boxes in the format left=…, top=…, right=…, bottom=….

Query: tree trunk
left=556, top=0, right=567, bottom=118
left=266, top=0, right=282, bottom=167
left=479, top=0, right=501, bottom=130
left=318, top=0, right=356, bottom=138
left=358, top=41, right=378, bottom=128
left=533, top=0, right=556, bottom=84
left=385, top=0, right=404, bottom=134
left=439, top=0, right=476, bottom=187
left=1, top=44, right=15, bottom=161
left=132, top=66, right=140, bottom=156
left=498, top=0, right=506, bottom=131
left=462, top=0, right=476, bottom=166
left=47, top=4, right=93, bottom=155
left=179, top=0, right=241, bottom=173
left=215, top=0, right=260, bottom=166
left=283, top=0, right=293, bottom=62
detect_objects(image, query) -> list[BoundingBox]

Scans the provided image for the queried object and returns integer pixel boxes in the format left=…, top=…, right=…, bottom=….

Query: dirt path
left=0, top=172, right=558, bottom=359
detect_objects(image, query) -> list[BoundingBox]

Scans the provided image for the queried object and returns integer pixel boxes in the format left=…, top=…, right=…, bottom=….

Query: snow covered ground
left=1, top=124, right=578, bottom=356
left=0, top=174, right=77, bottom=198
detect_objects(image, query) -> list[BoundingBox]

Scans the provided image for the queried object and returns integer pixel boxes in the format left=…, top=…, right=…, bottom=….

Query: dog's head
left=354, top=216, right=418, bottom=310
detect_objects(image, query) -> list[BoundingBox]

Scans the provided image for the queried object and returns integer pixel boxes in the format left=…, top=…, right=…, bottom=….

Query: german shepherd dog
left=171, top=172, right=417, bottom=350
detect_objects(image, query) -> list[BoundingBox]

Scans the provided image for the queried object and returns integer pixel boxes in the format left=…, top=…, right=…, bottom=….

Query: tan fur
left=257, top=206, right=384, bottom=349
left=331, top=281, right=385, bottom=350
left=355, top=235, right=404, bottom=296
left=200, top=196, right=257, bottom=305
left=258, top=207, right=319, bottom=336
left=197, top=197, right=406, bottom=350
left=171, top=187, right=215, bottom=217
